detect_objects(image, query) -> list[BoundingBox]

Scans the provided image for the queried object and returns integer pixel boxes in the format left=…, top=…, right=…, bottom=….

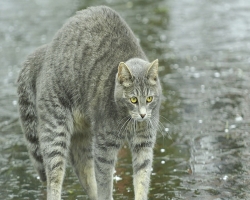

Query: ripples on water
left=1, top=0, right=250, bottom=199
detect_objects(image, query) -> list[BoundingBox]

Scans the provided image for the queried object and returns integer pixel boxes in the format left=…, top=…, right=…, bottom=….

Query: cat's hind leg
left=17, top=74, right=46, bottom=182
left=70, top=117, right=97, bottom=200
left=38, top=102, right=73, bottom=200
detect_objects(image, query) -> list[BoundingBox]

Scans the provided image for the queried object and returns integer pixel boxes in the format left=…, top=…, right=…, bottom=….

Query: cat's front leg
left=129, top=131, right=156, bottom=200
left=94, top=131, right=123, bottom=200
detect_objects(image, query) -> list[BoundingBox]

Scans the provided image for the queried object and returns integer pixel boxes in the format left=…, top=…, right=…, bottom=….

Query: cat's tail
left=17, top=45, right=47, bottom=182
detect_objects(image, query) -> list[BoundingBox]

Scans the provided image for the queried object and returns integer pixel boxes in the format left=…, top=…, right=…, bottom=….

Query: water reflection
left=166, top=0, right=250, bottom=199
left=1, top=0, right=250, bottom=199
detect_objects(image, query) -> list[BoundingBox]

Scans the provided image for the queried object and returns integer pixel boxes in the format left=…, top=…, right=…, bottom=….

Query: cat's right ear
left=117, top=62, right=133, bottom=87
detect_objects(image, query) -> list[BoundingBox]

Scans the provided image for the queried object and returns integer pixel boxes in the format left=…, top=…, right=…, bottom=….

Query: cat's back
left=35, top=6, right=147, bottom=111
left=46, top=5, right=146, bottom=67
left=42, top=6, right=146, bottom=94
left=52, top=6, right=135, bottom=45
left=74, top=6, right=128, bottom=33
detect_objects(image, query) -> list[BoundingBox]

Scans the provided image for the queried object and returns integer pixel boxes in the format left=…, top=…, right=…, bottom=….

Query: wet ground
left=1, top=0, right=250, bottom=199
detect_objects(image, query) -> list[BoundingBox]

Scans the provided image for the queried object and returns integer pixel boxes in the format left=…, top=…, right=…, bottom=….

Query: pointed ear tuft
left=147, top=59, right=159, bottom=85
left=117, top=62, right=133, bottom=87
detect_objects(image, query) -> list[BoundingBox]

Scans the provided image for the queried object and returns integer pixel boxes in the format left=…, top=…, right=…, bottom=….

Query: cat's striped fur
left=17, top=6, right=161, bottom=200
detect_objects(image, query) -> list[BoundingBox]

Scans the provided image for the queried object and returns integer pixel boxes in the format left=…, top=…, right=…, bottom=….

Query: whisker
left=117, top=115, right=130, bottom=127
left=157, top=116, right=173, bottom=140
left=150, top=117, right=168, bottom=139
left=154, top=116, right=168, bottom=132
left=149, top=117, right=160, bottom=130
left=117, top=117, right=131, bottom=137
left=159, top=114, right=174, bottom=126
left=148, top=119, right=158, bottom=132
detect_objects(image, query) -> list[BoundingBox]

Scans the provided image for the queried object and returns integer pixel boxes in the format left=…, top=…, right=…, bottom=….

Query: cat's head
left=114, top=58, right=161, bottom=121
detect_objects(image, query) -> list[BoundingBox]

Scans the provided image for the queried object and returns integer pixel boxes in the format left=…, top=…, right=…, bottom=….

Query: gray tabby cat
left=17, top=6, right=162, bottom=200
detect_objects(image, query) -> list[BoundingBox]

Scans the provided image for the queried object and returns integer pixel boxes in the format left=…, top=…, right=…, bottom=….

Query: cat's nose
left=140, top=114, right=146, bottom=118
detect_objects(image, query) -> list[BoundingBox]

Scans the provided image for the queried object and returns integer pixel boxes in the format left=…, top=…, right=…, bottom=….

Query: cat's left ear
left=117, top=62, right=133, bottom=87
left=147, top=59, right=159, bottom=85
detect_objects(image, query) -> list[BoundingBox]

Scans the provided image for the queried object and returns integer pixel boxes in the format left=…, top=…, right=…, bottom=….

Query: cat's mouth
left=129, top=111, right=151, bottom=122
left=131, top=114, right=150, bottom=122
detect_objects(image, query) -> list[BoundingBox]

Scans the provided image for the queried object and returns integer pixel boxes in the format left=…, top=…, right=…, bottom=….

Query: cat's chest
left=127, top=121, right=150, bottom=134
left=73, top=109, right=90, bottom=132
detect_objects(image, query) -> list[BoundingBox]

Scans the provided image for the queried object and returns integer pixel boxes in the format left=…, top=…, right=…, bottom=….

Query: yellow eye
left=146, top=96, right=153, bottom=103
left=130, top=97, right=138, bottom=104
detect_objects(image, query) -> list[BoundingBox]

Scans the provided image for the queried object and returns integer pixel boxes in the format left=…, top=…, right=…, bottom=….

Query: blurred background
left=1, top=0, right=250, bottom=199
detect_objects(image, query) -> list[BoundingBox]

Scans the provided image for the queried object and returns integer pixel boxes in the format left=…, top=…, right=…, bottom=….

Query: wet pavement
left=1, top=0, right=250, bottom=199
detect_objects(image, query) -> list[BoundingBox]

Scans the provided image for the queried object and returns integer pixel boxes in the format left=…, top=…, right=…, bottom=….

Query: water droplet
left=235, top=115, right=243, bottom=122
left=222, top=175, right=228, bottom=181
left=113, top=175, right=122, bottom=181
left=160, top=149, right=165, bottom=153
left=198, top=119, right=203, bottom=124
left=161, top=160, right=165, bottom=164
left=164, top=128, right=169, bottom=132
left=193, top=73, right=200, bottom=78
left=214, top=72, right=220, bottom=78
left=225, top=129, right=229, bottom=133
left=12, top=100, right=17, bottom=106
left=230, top=124, right=236, bottom=129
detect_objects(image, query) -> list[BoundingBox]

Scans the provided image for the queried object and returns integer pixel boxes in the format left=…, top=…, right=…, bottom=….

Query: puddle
left=1, top=0, right=250, bottom=199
